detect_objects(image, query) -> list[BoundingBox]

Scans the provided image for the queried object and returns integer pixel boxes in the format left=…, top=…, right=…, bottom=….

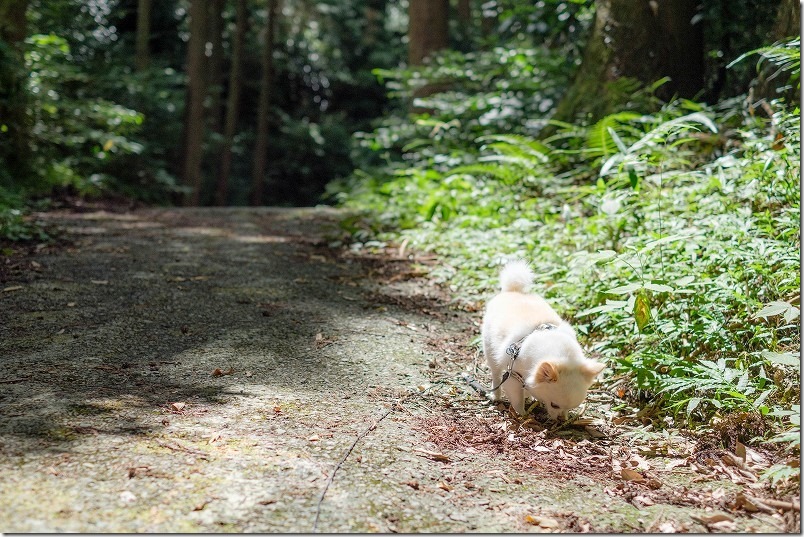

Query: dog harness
left=489, top=323, right=557, bottom=391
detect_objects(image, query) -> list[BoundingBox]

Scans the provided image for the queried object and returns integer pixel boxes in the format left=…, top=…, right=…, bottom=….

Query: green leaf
left=606, top=283, right=641, bottom=295
left=634, top=292, right=651, bottom=331
left=686, top=397, right=702, bottom=416
left=628, top=168, right=639, bottom=189
left=644, top=283, right=674, bottom=293
left=754, top=301, right=794, bottom=319
left=761, top=351, right=801, bottom=367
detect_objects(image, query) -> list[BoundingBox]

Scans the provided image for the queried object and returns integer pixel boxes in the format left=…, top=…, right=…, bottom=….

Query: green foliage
left=339, top=38, right=801, bottom=455
left=0, top=186, right=48, bottom=241
left=729, top=37, right=801, bottom=91
left=23, top=33, right=185, bottom=202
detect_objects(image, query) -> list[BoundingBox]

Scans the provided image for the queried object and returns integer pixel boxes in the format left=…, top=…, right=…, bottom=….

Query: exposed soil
left=0, top=206, right=799, bottom=533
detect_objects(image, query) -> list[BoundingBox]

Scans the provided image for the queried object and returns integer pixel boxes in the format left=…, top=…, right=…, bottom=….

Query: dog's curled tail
left=499, top=260, right=533, bottom=293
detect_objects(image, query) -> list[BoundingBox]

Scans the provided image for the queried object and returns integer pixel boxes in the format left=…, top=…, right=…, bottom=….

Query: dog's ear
left=535, top=361, right=559, bottom=383
left=581, top=360, right=605, bottom=380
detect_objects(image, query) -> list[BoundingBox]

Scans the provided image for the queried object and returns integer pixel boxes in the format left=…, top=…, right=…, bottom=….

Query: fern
left=600, top=112, right=718, bottom=176
left=476, top=134, right=550, bottom=163
left=446, top=163, right=519, bottom=184
left=728, top=37, right=800, bottom=87
left=585, top=112, right=644, bottom=159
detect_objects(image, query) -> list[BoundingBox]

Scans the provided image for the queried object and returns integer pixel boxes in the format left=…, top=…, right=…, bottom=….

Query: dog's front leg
left=488, top=368, right=505, bottom=402
left=505, top=383, right=526, bottom=415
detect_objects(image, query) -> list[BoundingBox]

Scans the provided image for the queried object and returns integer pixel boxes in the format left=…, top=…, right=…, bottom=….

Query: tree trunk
left=0, top=0, right=30, bottom=184
left=408, top=0, right=449, bottom=66
left=206, top=0, right=225, bottom=135
left=180, top=0, right=208, bottom=206
left=552, top=0, right=704, bottom=124
left=215, top=0, right=247, bottom=206
left=456, top=0, right=472, bottom=48
left=250, top=0, right=279, bottom=206
left=770, top=0, right=801, bottom=41
left=456, top=0, right=471, bottom=26
left=363, top=0, right=384, bottom=48
left=135, top=0, right=151, bottom=71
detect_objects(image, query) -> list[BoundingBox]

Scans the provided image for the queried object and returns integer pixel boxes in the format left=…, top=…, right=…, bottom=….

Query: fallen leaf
left=67, top=302, right=76, bottom=307
left=735, top=441, right=746, bottom=461
left=413, top=448, right=451, bottom=463
left=404, top=480, right=419, bottom=490
left=572, top=417, right=597, bottom=426
left=308, top=434, right=320, bottom=442
left=170, top=402, right=186, bottom=412
left=437, top=481, right=453, bottom=491
left=3, top=285, right=23, bottom=292
left=525, top=515, right=560, bottom=528
left=721, top=452, right=745, bottom=469
left=211, top=367, right=234, bottom=377
left=646, top=477, right=663, bottom=490
left=621, top=468, right=645, bottom=482
left=692, top=513, right=733, bottom=525
left=734, top=492, right=761, bottom=513
left=632, top=495, right=655, bottom=507
left=585, top=426, right=606, bottom=438
left=273, top=406, right=282, bottom=413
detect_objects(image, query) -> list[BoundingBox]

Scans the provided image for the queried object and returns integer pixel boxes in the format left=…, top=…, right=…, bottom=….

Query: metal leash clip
left=505, top=342, right=521, bottom=358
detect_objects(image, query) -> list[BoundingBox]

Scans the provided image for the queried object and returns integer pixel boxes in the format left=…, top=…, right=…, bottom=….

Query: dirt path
left=0, top=207, right=796, bottom=532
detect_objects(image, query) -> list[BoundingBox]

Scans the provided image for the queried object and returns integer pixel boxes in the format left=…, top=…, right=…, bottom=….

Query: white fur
left=482, top=261, right=605, bottom=419
left=499, top=260, right=534, bottom=293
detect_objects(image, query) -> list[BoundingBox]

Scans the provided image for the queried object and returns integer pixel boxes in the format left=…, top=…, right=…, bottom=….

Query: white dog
left=482, top=260, right=604, bottom=419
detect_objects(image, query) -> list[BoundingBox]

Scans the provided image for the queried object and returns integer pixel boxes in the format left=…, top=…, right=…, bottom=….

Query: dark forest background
left=0, top=0, right=797, bottom=209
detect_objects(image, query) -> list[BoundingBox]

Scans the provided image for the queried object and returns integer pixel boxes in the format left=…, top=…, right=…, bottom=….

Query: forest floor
left=0, top=205, right=799, bottom=533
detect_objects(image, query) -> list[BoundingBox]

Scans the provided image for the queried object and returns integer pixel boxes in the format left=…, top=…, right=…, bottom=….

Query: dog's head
left=528, top=358, right=605, bottom=420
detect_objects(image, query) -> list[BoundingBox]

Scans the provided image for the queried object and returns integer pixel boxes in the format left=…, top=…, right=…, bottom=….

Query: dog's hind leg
left=483, top=337, right=504, bottom=402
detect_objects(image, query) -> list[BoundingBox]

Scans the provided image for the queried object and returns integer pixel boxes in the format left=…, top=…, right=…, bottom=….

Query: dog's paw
left=486, top=391, right=503, bottom=403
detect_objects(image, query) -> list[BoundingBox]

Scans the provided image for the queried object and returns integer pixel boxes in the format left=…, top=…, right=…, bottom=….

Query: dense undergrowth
left=335, top=41, right=801, bottom=484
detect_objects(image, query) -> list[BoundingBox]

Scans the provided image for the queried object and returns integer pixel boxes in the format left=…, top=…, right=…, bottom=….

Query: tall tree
left=215, top=0, right=248, bottom=206
left=552, top=0, right=705, bottom=124
left=135, top=0, right=151, bottom=71
left=0, top=0, right=30, bottom=184
left=180, top=0, right=208, bottom=206
left=206, top=0, right=226, bottom=135
left=408, top=0, right=449, bottom=65
left=250, top=0, right=279, bottom=206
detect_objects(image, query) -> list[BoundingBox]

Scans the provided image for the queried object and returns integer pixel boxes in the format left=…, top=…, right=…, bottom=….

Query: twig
left=312, top=390, right=422, bottom=532
left=155, top=440, right=209, bottom=459
left=753, top=496, right=800, bottom=512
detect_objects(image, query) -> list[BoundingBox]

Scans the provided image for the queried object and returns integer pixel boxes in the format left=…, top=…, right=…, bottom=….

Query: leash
left=488, top=323, right=557, bottom=391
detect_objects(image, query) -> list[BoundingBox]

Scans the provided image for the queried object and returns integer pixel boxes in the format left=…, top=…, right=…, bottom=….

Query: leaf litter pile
left=411, top=381, right=800, bottom=532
